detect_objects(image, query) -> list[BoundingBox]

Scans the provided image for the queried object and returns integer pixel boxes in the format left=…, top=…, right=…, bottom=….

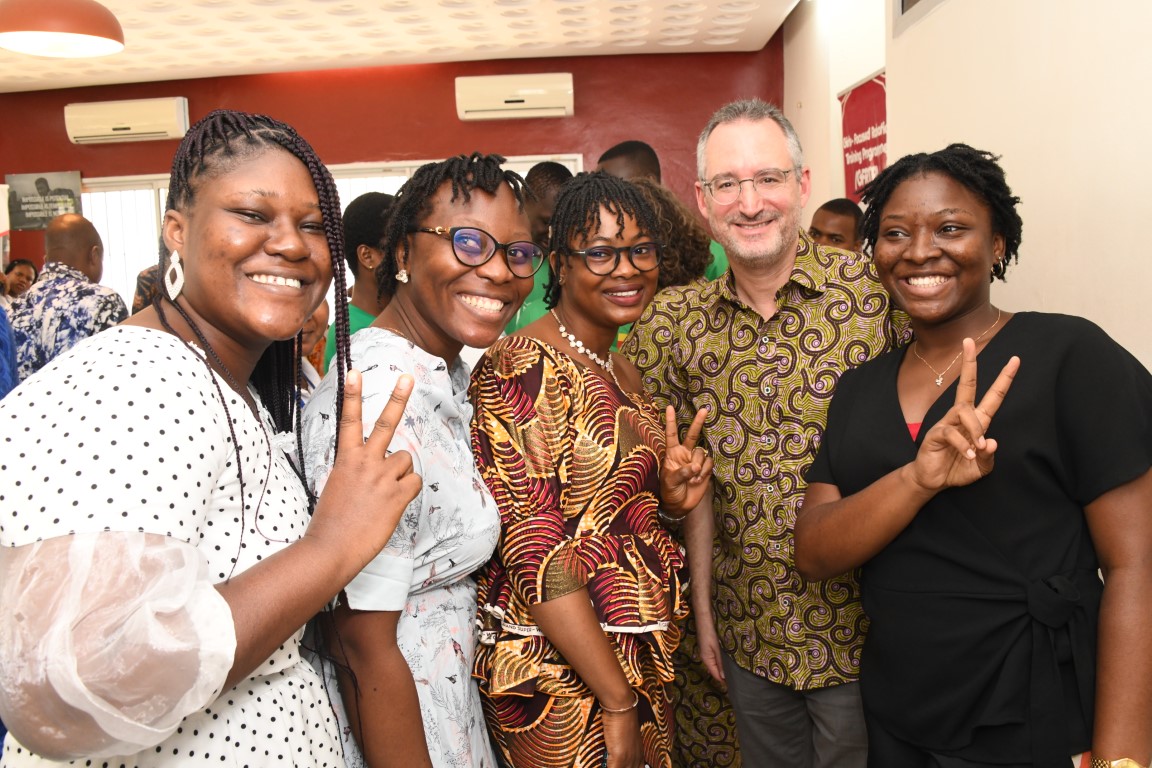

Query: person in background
left=2, top=260, right=38, bottom=304
left=0, top=109, right=420, bottom=766
left=625, top=99, right=907, bottom=768
left=8, top=213, right=128, bottom=381
left=325, top=191, right=395, bottom=371
left=597, top=139, right=662, bottom=182
left=131, top=263, right=161, bottom=314
left=303, top=152, right=539, bottom=768
left=506, top=160, right=573, bottom=334
left=299, top=298, right=329, bottom=407
left=796, top=144, right=1152, bottom=768
left=472, top=171, right=712, bottom=768
left=808, top=197, right=864, bottom=251
left=0, top=306, right=15, bottom=399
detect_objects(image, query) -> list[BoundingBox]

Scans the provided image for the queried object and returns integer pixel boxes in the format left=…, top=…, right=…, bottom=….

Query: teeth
left=460, top=294, right=504, bottom=312
left=908, top=275, right=948, bottom=287
left=607, top=289, right=641, bottom=297
left=250, top=274, right=302, bottom=288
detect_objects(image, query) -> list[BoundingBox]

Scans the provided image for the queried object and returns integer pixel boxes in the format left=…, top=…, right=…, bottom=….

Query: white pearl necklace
left=550, top=310, right=620, bottom=384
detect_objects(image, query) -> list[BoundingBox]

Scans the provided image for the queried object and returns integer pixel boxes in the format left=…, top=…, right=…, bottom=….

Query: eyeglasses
left=702, top=169, right=794, bottom=205
left=565, top=242, right=663, bottom=276
left=410, top=226, right=544, bottom=278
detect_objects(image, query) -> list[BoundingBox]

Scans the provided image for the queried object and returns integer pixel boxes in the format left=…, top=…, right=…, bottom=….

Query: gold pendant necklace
left=912, top=307, right=1002, bottom=386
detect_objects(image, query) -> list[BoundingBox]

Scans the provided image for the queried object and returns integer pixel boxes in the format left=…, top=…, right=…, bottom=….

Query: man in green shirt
left=505, top=161, right=572, bottom=335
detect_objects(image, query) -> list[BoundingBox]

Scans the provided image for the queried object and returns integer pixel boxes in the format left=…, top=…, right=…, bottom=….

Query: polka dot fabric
left=0, top=327, right=343, bottom=766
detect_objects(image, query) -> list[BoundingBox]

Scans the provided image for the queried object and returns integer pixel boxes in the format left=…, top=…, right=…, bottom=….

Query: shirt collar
left=714, top=227, right=833, bottom=308
left=42, top=261, right=90, bottom=283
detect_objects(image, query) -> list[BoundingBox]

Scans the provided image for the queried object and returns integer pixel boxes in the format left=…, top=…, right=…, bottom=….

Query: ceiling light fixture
left=0, top=0, right=125, bottom=58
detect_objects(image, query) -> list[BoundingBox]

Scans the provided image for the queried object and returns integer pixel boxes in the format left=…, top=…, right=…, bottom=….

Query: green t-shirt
left=505, top=270, right=549, bottom=335
left=705, top=240, right=729, bottom=281
left=323, top=302, right=377, bottom=372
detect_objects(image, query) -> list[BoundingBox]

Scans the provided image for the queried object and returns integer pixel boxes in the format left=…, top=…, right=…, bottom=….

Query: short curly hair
left=629, top=177, right=711, bottom=288
left=859, top=143, right=1022, bottom=281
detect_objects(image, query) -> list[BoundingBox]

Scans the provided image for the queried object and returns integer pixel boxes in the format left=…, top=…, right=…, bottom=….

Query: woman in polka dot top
left=0, top=110, right=420, bottom=766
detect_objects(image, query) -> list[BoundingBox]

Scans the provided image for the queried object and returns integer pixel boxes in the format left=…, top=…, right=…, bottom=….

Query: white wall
left=785, top=0, right=1152, bottom=367
left=886, top=0, right=1152, bottom=366
left=783, top=0, right=886, bottom=221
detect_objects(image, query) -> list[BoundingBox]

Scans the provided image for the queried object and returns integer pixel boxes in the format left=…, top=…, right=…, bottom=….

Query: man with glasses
left=624, top=99, right=907, bottom=768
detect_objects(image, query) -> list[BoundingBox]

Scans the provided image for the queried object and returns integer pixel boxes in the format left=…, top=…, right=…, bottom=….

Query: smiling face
left=555, top=206, right=659, bottom=334
left=394, top=180, right=534, bottom=357
left=872, top=171, right=1004, bottom=327
left=695, top=118, right=810, bottom=272
left=5, top=263, right=36, bottom=296
left=163, top=146, right=332, bottom=356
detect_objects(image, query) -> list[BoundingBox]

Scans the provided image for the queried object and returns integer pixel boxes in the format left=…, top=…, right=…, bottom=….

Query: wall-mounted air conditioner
left=64, top=97, right=190, bottom=145
left=455, top=73, right=574, bottom=121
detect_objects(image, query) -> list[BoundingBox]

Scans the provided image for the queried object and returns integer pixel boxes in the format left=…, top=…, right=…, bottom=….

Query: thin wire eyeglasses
left=702, top=169, right=794, bottom=205
left=410, top=226, right=544, bottom=278
left=564, top=242, right=663, bottom=276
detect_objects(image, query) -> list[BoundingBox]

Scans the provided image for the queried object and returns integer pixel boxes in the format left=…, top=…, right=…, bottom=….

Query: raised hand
left=660, top=406, right=714, bottom=518
left=908, top=338, right=1020, bottom=493
left=307, top=370, right=422, bottom=569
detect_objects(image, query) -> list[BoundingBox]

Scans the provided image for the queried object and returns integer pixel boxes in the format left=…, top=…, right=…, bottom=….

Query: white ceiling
left=0, top=0, right=798, bottom=94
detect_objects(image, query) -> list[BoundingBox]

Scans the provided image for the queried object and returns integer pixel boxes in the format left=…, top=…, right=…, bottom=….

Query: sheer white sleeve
left=0, top=531, right=237, bottom=760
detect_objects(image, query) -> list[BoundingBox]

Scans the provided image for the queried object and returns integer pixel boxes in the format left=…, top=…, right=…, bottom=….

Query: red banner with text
left=839, top=73, right=887, bottom=203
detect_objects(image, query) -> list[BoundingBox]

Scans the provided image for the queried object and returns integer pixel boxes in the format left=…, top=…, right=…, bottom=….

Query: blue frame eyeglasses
left=411, top=226, right=544, bottom=278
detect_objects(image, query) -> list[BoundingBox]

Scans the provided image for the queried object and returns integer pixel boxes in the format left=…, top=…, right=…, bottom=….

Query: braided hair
left=376, top=152, right=531, bottom=304
left=859, top=143, right=1023, bottom=281
left=543, top=171, right=660, bottom=308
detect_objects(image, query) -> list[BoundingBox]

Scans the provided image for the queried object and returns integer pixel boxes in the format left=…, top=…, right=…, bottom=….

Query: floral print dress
left=302, top=328, right=500, bottom=768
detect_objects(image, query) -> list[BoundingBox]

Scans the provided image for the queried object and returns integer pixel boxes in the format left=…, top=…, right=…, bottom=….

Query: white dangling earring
left=395, top=268, right=409, bottom=284
left=164, top=250, right=185, bottom=299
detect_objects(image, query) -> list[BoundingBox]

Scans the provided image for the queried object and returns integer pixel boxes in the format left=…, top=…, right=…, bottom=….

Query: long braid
left=543, top=171, right=660, bottom=308
left=376, top=152, right=530, bottom=303
left=859, top=143, right=1023, bottom=281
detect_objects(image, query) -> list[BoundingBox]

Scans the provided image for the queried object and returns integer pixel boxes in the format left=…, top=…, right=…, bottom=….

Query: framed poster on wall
left=5, top=171, right=82, bottom=231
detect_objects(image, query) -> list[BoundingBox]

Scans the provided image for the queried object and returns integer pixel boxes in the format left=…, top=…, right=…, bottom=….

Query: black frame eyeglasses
left=564, top=242, right=663, bottom=276
left=410, top=226, right=544, bottom=278
left=702, top=168, right=795, bottom=205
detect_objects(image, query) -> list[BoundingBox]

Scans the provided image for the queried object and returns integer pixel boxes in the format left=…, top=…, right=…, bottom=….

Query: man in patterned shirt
left=624, top=99, right=906, bottom=767
left=10, top=214, right=128, bottom=382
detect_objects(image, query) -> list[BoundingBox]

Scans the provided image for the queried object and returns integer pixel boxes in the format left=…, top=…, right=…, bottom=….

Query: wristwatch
left=1091, top=759, right=1147, bottom=768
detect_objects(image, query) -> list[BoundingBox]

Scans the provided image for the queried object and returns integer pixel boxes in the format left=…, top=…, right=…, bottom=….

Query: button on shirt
left=9, top=261, right=128, bottom=382
left=623, top=228, right=909, bottom=690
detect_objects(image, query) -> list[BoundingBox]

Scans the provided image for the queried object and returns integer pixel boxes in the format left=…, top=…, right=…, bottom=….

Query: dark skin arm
left=531, top=590, right=642, bottom=768
left=324, top=607, right=432, bottom=768
left=1084, top=466, right=1152, bottom=764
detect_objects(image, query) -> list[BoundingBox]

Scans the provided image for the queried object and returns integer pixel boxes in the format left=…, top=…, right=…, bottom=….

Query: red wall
left=1, top=37, right=783, bottom=264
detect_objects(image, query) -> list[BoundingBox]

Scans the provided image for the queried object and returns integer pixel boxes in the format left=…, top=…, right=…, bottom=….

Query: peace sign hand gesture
left=308, top=370, right=422, bottom=572
left=660, top=406, right=714, bottom=518
left=907, top=338, right=1020, bottom=494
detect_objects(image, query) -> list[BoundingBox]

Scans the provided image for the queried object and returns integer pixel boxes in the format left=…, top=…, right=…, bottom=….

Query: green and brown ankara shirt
left=623, top=228, right=909, bottom=690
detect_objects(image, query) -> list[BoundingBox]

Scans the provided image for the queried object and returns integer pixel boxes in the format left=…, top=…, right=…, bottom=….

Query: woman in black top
left=795, top=144, right=1152, bottom=768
